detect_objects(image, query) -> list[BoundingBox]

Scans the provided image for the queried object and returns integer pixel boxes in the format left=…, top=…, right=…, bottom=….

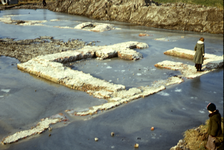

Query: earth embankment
left=47, top=0, right=223, bottom=34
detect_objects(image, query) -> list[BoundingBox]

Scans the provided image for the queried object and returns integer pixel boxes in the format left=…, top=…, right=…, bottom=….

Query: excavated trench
left=0, top=8, right=223, bottom=150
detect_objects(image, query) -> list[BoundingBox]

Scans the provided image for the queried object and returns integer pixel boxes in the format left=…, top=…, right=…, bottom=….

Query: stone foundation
left=155, top=47, right=223, bottom=78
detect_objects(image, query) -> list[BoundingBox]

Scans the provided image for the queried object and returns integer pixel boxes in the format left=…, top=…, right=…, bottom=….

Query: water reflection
left=43, top=9, right=47, bottom=20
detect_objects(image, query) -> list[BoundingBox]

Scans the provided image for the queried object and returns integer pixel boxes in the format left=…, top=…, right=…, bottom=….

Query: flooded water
left=0, top=9, right=223, bottom=150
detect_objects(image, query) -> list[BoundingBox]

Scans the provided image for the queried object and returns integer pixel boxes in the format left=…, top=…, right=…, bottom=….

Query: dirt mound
left=1, top=1, right=223, bottom=34
left=47, top=0, right=223, bottom=34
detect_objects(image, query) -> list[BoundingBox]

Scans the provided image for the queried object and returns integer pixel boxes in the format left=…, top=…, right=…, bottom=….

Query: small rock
left=134, top=143, right=139, bottom=148
left=95, top=137, right=98, bottom=141
left=139, top=33, right=149, bottom=37
left=111, top=132, right=114, bottom=137
left=151, top=127, right=155, bottom=131
left=137, top=137, right=141, bottom=140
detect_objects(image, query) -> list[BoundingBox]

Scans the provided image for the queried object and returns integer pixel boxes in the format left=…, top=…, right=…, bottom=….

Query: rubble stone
left=0, top=37, right=86, bottom=63
left=74, top=22, right=115, bottom=32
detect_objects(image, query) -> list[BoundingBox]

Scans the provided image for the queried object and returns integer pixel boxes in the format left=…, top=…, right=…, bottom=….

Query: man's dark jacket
left=207, top=110, right=222, bottom=137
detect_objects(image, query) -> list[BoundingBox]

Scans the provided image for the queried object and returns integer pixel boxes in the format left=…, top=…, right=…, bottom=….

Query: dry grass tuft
left=184, top=118, right=223, bottom=150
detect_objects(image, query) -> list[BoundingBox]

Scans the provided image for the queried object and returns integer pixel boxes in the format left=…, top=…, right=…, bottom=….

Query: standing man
left=206, top=103, right=222, bottom=150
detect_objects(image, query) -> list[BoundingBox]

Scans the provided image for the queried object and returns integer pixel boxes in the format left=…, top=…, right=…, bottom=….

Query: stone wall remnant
left=17, top=42, right=148, bottom=95
left=1, top=113, right=67, bottom=145
left=155, top=47, right=223, bottom=79
left=163, top=47, right=223, bottom=69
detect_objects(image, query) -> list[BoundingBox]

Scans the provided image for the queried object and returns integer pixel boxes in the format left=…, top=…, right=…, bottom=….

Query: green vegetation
left=156, top=0, right=223, bottom=8
left=183, top=118, right=223, bottom=150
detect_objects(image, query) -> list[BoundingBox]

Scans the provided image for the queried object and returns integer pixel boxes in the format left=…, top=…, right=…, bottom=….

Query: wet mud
left=0, top=37, right=88, bottom=63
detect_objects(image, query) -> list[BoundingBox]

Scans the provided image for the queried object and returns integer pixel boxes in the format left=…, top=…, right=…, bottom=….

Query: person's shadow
left=190, top=77, right=201, bottom=91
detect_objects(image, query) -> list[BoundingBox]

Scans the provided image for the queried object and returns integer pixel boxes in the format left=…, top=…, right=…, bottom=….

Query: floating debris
left=111, top=132, right=114, bottom=137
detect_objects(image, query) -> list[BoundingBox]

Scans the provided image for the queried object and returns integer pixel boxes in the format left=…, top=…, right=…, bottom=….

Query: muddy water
left=0, top=9, right=223, bottom=150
